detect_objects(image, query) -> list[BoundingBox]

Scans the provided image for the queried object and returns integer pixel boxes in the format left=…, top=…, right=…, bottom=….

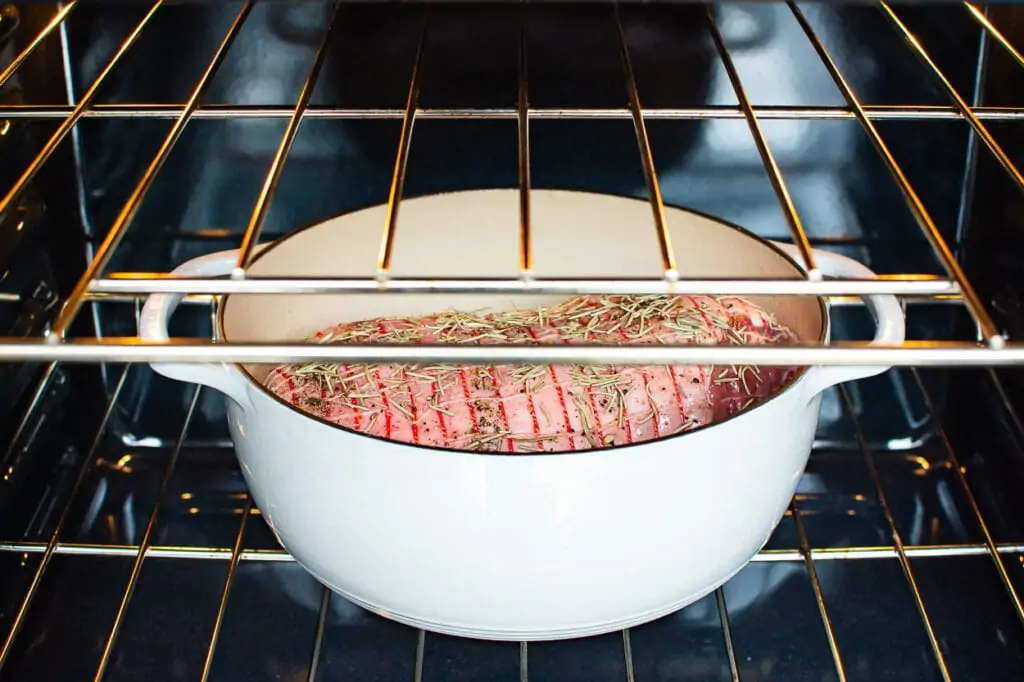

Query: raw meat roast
left=264, top=295, right=801, bottom=453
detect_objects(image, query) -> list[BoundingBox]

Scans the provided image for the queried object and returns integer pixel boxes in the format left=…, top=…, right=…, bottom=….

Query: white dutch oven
left=139, top=189, right=904, bottom=640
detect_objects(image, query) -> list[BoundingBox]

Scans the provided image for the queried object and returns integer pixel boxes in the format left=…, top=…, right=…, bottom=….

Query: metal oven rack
left=0, top=0, right=1022, bottom=366
left=0, top=1, right=1022, bottom=681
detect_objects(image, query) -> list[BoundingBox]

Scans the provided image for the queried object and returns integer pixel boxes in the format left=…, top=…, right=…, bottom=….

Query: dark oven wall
left=1, top=4, right=1024, bottom=682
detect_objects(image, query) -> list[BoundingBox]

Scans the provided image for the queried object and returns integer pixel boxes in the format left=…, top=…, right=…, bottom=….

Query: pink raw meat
left=264, top=295, right=800, bottom=453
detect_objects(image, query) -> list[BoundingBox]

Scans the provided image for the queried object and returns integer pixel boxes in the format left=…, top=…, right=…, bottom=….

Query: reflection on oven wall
left=661, top=4, right=856, bottom=241
left=60, top=4, right=863, bottom=258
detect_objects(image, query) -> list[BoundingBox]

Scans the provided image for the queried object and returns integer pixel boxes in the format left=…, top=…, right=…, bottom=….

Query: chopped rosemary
left=265, top=294, right=799, bottom=454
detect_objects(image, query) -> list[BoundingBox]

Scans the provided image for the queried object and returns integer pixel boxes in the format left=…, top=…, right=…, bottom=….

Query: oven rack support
left=2, top=361, right=1024, bottom=680
left=2, top=102, right=1024, bottom=121
left=0, top=0, right=1019, bottom=368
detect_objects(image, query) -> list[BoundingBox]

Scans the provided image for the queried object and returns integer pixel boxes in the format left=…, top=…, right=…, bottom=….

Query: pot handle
left=768, top=242, right=906, bottom=399
left=138, top=248, right=258, bottom=410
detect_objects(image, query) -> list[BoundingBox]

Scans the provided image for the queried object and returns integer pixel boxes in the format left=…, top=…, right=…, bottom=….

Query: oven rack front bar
left=1, top=103, right=1023, bottom=121
left=79, top=291, right=966, bottom=309
left=0, top=0, right=1020, bottom=365
left=1, top=339, right=1023, bottom=366
left=4, top=361, right=1023, bottom=682
left=88, top=273, right=959, bottom=297
left=2, top=539, right=1024, bottom=563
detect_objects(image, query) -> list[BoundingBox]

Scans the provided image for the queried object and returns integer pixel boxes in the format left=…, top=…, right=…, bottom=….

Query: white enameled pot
left=139, top=189, right=904, bottom=641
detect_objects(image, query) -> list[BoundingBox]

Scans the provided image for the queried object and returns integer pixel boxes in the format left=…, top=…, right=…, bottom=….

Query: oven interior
left=1, top=2, right=1024, bottom=680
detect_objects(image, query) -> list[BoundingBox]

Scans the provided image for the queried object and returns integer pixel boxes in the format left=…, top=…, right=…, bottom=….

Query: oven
left=0, top=1, right=1022, bottom=680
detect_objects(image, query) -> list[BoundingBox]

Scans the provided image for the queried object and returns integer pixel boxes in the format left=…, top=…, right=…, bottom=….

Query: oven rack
left=0, top=1, right=1020, bottom=366
left=2, top=360, right=1024, bottom=680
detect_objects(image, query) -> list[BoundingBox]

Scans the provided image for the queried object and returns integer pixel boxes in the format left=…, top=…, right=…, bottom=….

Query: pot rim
left=219, top=188, right=830, bottom=457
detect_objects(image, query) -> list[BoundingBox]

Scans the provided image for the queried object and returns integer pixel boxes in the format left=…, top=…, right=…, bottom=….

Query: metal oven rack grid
left=0, top=2, right=1023, bottom=681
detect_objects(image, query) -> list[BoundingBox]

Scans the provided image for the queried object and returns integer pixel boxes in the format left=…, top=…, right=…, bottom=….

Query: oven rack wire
left=2, top=360, right=1024, bottom=681
left=0, top=0, right=1021, bottom=366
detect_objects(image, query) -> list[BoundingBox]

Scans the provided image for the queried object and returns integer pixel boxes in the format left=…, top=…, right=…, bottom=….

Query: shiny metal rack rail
left=0, top=0, right=1019, bottom=365
left=2, top=103, right=1024, bottom=120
